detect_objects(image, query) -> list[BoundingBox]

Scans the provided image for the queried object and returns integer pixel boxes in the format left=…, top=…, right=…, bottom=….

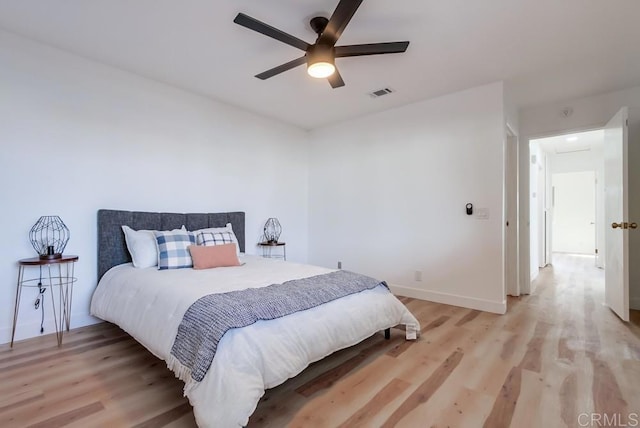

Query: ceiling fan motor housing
left=307, top=44, right=335, bottom=67
left=309, top=16, right=329, bottom=36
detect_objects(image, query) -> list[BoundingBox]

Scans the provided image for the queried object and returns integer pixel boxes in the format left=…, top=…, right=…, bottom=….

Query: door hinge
left=595, top=248, right=598, bottom=254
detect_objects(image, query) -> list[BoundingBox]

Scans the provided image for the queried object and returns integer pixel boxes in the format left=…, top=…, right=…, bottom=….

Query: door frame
left=505, top=126, right=520, bottom=296
left=519, top=125, right=604, bottom=295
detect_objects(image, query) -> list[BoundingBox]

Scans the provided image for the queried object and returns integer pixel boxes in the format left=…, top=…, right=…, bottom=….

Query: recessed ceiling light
left=566, top=136, right=578, bottom=142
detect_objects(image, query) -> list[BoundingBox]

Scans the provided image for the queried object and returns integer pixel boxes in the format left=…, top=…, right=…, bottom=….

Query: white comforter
left=90, top=255, right=419, bottom=427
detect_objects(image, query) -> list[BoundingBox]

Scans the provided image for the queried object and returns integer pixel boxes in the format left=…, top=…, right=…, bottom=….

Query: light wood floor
left=1, top=254, right=639, bottom=427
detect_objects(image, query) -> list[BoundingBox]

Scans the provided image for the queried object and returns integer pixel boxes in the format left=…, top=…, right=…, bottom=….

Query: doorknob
left=612, top=222, right=637, bottom=229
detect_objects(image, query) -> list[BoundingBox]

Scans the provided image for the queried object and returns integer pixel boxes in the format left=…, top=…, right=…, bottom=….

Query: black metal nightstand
left=257, top=242, right=286, bottom=260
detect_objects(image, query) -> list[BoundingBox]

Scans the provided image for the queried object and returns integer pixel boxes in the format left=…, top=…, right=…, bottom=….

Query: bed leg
left=384, top=328, right=390, bottom=340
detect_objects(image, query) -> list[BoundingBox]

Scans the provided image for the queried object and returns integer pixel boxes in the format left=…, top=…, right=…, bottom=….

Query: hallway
left=521, top=253, right=640, bottom=426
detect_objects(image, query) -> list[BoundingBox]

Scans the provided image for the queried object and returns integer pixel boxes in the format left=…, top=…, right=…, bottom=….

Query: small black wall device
left=466, top=203, right=473, bottom=215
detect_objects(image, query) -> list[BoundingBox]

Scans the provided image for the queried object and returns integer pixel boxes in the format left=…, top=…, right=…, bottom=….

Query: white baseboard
left=630, top=297, right=640, bottom=311
left=388, top=284, right=507, bottom=314
left=0, top=312, right=103, bottom=345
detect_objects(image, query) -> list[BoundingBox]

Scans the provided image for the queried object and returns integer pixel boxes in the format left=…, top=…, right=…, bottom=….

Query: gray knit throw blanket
left=169, top=270, right=387, bottom=385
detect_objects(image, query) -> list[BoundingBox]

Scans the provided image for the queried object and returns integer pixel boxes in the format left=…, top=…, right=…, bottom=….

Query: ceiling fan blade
left=255, top=56, right=307, bottom=80
left=328, top=68, right=345, bottom=88
left=234, top=13, right=310, bottom=51
left=318, top=0, right=364, bottom=46
left=335, top=41, right=410, bottom=58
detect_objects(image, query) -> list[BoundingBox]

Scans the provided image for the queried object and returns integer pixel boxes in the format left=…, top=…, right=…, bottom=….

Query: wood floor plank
left=132, top=402, right=193, bottom=428
left=432, top=386, right=494, bottom=428
left=560, top=372, right=578, bottom=428
left=0, top=389, right=44, bottom=413
left=511, top=368, right=547, bottom=428
left=558, top=320, right=577, bottom=363
left=455, top=309, right=481, bottom=327
left=380, top=350, right=464, bottom=428
left=518, top=321, right=553, bottom=373
left=589, top=354, right=629, bottom=423
left=0, top=335, right=129, bottom=375
left=386, top=340, right=414, bottom=358
left=420, top=314, right=450, bottom=333
left=335, top=378, right=412, bottom=428
left=294, top=336, right=402, bottom=397
left=482, top=366, right=521, bottom=428
left=27, top=401, right=104, bottom=428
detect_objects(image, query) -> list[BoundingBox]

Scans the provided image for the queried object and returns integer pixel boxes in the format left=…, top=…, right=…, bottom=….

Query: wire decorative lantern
left=29, top=216, right=70, bottom=259
left=263, top=218, right=282, bottom=243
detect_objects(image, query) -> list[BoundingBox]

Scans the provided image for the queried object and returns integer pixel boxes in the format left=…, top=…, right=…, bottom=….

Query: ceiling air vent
left=369, top=87, right=394, bottom=98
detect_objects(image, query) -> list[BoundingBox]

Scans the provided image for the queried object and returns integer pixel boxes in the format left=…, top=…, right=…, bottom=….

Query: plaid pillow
left=155, top=230, right=196, bottom=270
left=196, top=231, right=234, bottom=246
left=193, top=223, right=240, bottom=257
left=196, top=231, right=239, bottom=256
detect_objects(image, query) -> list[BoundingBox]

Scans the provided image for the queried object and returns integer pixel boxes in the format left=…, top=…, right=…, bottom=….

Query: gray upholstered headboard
left=97, top=209, right=245, bottom=281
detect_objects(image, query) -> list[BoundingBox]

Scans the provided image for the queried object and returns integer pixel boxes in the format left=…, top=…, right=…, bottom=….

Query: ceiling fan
left=233, top=0, right=410, bottom=88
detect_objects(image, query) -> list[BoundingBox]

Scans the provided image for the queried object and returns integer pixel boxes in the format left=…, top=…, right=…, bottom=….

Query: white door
left=552, top=171, right=596, bottom=254
left=604, top=107, right=629, bottom=322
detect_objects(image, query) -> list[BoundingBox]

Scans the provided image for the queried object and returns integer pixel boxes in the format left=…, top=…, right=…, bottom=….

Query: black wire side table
left=258, top=242, right=286, bottom=260
left=11, top=255, right=78, bottom=347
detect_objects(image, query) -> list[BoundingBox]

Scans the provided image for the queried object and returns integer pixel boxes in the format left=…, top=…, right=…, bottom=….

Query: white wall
left=519, top=85, right=640, bottom=293
left=0, top=31, right=310, bottom=344
left=308, top=82, right=507, bottom=314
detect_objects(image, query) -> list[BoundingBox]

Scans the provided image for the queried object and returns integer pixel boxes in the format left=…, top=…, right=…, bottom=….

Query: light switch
left=476, top=208, right=489, bottom=220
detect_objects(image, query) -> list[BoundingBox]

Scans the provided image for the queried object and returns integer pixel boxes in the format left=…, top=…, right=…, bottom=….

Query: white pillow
left=122, top=225, right=185, bottom=268
left=122, top=226, right=157, bottom=268
left=193, top=223, right=240, bottom=256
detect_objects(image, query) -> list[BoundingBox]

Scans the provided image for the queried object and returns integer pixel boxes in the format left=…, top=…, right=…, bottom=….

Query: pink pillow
left=188, top=244, right=241, bottom=270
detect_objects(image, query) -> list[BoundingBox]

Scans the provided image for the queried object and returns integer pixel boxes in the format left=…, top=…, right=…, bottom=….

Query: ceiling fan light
left=307, top=44, right=335, bottom=78
left=307, top=61, right=335, bottom=78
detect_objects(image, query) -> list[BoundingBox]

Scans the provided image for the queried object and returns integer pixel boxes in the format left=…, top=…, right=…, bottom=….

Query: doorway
left=523, top=108, right=639, bottom=323
left=529, top=129, right=605, bottom=278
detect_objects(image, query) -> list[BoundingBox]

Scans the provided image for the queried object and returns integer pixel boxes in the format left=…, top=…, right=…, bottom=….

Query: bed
left=90, top=209, right=420, bottom=427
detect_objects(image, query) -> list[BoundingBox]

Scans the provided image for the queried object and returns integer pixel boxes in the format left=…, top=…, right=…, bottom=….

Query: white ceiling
left=535, top=129, right=604, bottom=154
left=1, top=0, right=639, bottom=130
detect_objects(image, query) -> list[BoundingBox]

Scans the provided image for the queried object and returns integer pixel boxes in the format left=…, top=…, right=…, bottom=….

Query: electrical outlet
left=337, top=261, right=342, bottom=269
left=414, top=270, right=422, bottom=281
